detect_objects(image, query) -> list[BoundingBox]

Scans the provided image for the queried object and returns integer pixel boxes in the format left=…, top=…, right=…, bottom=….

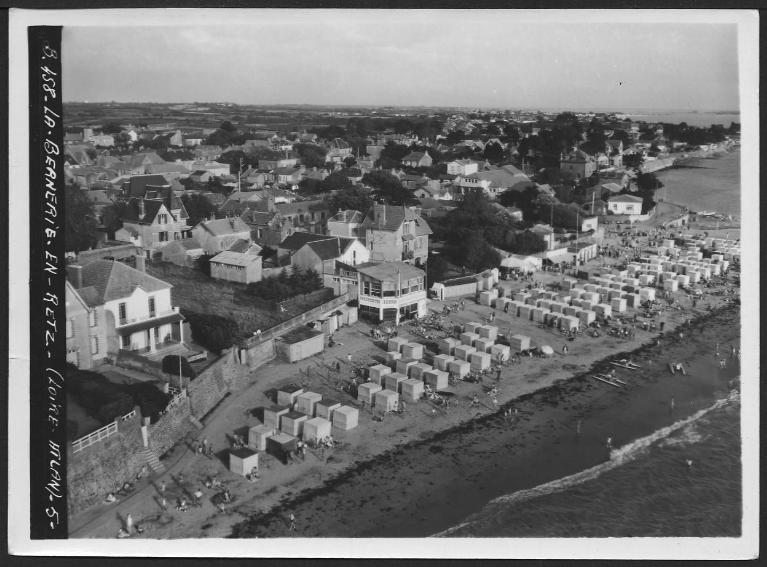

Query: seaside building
left=356, top=261, right=427, bottom=324
left=360, top=204, right=432, bottom=266
left=607, top=194, right=644, bottom=215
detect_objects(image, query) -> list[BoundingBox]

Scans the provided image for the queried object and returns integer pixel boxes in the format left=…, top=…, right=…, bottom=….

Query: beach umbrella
left=540, top=345, right=554, bottom=357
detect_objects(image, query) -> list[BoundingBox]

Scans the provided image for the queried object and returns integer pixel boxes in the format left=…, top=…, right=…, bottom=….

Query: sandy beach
left=69, top=213, right=741, bottom=540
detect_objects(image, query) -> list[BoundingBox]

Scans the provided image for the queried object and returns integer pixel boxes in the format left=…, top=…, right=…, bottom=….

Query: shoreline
left=229, top=302, right=740, bottom=538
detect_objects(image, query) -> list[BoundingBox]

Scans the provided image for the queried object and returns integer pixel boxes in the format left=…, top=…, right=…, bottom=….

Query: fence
left=71, top=407, right=138, bottom=453
left=242, top=290, right=355, bottom=348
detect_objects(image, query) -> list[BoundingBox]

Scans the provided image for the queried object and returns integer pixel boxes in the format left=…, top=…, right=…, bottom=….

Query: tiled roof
left=279, top=232, right=332, bottom=251
left=210, top=250, right=262, bottom=267
left=305, top=237, right=356, bottom=261
left=120, top=198, right=164, bottom=224
left=195, top=217, right=251, bottom=236
left=123, top=174, right=171, bottom=198
left=608, top=194, right=643, bottom=203
left=329, top=210, right=364, bottom=224
left=77, top=259, right=170, bottom=305
left=401, top=151, right=427, bottom=162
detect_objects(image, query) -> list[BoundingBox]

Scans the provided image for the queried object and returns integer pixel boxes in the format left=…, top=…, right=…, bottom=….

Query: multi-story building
left=65, top=280, right=107, bottom=369
left=115, top=196, right=191, bottom=258
left=360, top=204, right=432, bottom=266
left=67, top=259, right=184, bottom=357
left=560, top=148, right=597, bottom=179
left=326, top=210, right=364, bottom=238
left=356, top=262, right=428, bottom=324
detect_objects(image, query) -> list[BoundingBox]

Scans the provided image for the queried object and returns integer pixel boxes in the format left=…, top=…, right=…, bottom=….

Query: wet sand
left=230, top=304, right=740, bottom=538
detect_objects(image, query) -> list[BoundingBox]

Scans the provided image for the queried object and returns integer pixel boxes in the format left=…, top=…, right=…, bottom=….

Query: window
left=159, top=232, right=169, bottom=242
left=118, top=303, right=127, bottom=324
left=352, top=250, right=357, bottom=265
left=121, top=334, right=130, bottom=348
left=148, top=297, right=156, bottom=318
left=66, top=319, right=73, bottom=338
left=90, top=336, right=99, bottom=355
left=158, top=213, right=168, bottom=224
left=88, top=310, right=97, bottom=327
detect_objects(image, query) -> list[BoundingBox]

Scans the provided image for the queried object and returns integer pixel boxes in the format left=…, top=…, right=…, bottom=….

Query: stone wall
left=114, top=349, right=165, bottom=379
left=147, top=394, right=194, bottom=457
left=67, top=410, right=146, bottom=517
left=187, top=349, right=240, bottom=420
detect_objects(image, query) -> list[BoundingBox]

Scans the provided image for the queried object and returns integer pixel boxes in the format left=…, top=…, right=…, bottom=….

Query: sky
left=62, top=10, right=741, bottom=111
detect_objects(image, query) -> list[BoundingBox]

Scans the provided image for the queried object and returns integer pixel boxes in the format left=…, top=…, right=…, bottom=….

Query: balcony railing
left=358, top=290, right=426, bottom=306
left=116, top=307, right=180, bottom=327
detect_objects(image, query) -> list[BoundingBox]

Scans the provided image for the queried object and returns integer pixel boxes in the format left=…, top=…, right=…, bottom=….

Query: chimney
left=67, top=264, right=83, bottom=288
left=135, top=254, right=146, bottom=273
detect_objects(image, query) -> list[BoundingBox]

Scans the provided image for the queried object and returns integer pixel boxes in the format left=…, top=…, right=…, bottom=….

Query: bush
left=182, top=310, right=240, bottom=354
left=68, top=369, right=135, bottom=425
left=246, top=268, right=323, bottom=302
left=124, top=382, right=172, bottom=424
left=162, top=355, right=197, bottom=379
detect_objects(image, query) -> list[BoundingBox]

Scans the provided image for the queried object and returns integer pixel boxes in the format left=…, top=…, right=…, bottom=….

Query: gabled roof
left=194, top=217, right=251, bottom=236
left=361, top=204, right=432, bottom=235
left=120, top=198, right=165, bottom=224
left=304, top=237, right=358, bottom=261
left=329, top=210, right=364, bottom=224
left=241, top=209, right=277, bottom=226
left=279, top=232, right=332, bottom=251
left=76, top=259, right=171, bottom=305
left=401, top=151, right=428, bottom=162
left=601, top=182, right=624, bottom=193
left=226, top=238, right=258, bottom=254
left=123, top=174, right=171, bottom=198
left=210, top=247, right=263, bottom=267
left=145, top=163, right=190, bottom=175
left=562, top=149, right=594, bottom=162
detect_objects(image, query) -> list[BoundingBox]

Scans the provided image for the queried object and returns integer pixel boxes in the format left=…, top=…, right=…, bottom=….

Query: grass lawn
left=146, top=261, right=332, bottom=337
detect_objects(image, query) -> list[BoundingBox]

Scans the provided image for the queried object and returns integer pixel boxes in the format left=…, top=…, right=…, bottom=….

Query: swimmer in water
left=670, top=397, right=675, bottom=411
left=606, top=437, right=613, bottom=450
left=686, top=459, right=693, bottom=469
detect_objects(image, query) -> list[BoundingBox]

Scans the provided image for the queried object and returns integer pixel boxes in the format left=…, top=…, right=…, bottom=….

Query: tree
left=181, top=193, right=218, bottom=226
left=321, top=170, right=354, bottom=193
left=101, top=200, right=127, bottom=236
left=483, top=141, right=505, bottom=164
left=362, top=170, right=417, bottom=205
left=448, top=231, right=501, bottom=273
left=220, top=120, right=236, bottom=132
left=505, top=230, right=547, bottom=255
left=294, top=143, right=327, bottom=169
left=161, top=355, right=196, bottom=380
left=182, top=310, right=240, bottom=354
left=426, top=253, right=449, bottom=283
left=635, top=172, right=663, bottom=193
left=327, top=184, right=373, bottom=213
left=65, top=184, right=99, bottom=252
left=298, top=177, right=323, bottom=196
left=101, top=122, right=122, bottom=134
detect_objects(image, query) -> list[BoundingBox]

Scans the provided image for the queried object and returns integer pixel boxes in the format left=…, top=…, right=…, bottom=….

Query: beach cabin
left=508, top=334, right=531, bottom=352
left=470, top=352, right=491, bottom=371
left=454, top=345, right=476, bottom=361
left=368, top=364, right=392, bottom=385
left=423, top=369, right=449, bottom=390
left=460, top=332, right=480, bottom=347
left=448, top=359, right=471, bottom=378
left=464, top=321, right=483, bottom=334
left=295, top=391, right=322, bottom=417
left=400, top=378, right=425, bottom=402
left=266, top=432, right=297, bottom=464
left=277, top=385, right=304, bottom=408
left=302, top=417, right=332, bottom=444
left=357, top=382, right=382, bottom=405
left=401, top=343, right=424, bottom=360
left=490, top=344, right=510, bottom=362
left=229, top=448, right=259, bottom=477
left=477, top=325, right=498, bottom=341
left=384, top=351, right=402, bottom=366
left=433, top=354, right=455, bottom=372
left=248, top=424, right=274, bottom=452
left=374, top=389, right=399, bottom=412
left=396, top=358, right=418, bottom=376
left=383, top=372, right=407, bottom=392
left=388, top=336, right=409, bottom=352
left=315, top=399, right=341, bottom=421
left=280, top=411, right=308, bottom=437
left=263, top=406, right=289, bottom=430
left=332, top=406, right=359, bottom=430
left=409, top=362, right=432, bottom=381
left=438, top=337, right=460, bottom=355
left=277, top=327, right=325, bottom=362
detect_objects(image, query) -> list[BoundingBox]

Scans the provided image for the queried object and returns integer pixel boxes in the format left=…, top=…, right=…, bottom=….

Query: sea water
left=655, top=149, right=741, bottom=218
left=437, top=392, right=741, bottom=537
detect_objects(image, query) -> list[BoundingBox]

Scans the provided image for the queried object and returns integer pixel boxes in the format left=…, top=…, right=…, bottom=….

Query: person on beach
left=496, top=368, right=502, bottom=382
left=346, top=353, right=352, bottom=364
left=289, top=513, right=296, bottom=532
left=670, top=397, right=675, bottom=412
left=576, top=419, right=582, bottom=436
left=125, top=513, right=134, bottom=534
left=159, top=480, right=166, bottom=494
left=686, top=459, right=694, bottom=469
left=606, top=437, right=613, bottom=450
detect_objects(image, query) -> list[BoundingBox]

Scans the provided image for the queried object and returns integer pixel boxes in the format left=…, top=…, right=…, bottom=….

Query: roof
left=195, top=217, right=250, bottom=236
left=279, top=232, right=332, bottom=251
left=608, top=194, right=644, bottom=203
left=356, top=261, right=425, bottom=282
left=280, top=326, right=324, bottom=344
left=76, top=259, right=171, bottom=306
left=241, top=209, right=277, bottom=226
left=562, top=149, right=594, bottom=162
left=120, top=198, right=165, bottom=224
left=145, top=163, right=190, bottom=174
left=116, top=312, right=184, bottom=335
left=210, top=249, right=262, bottom=267
left=123, top=174, right=170, bottom=198
left=601, top=182, right=624, bottom=193
left=164, top=238, right=203, bottom=251
left=329, top=210, right=364, bottom=224
left=362, top=205, right=431, bottom=235
left=304, top=237, right=357, bottom=261
left=401, top=151, right=428, bottom=162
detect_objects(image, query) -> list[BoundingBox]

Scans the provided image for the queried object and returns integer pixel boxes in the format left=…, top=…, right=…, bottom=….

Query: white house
left=607, top=194, right=644, bottom=215
left=191, top=217, right=253, bottom=255
left=210, top=241, right=263, bottom=284
left=291, top=236, right=370, bottom=277
left=446, top=159, right=479, bottom=176
left=72, top=259, right=184, bottom=356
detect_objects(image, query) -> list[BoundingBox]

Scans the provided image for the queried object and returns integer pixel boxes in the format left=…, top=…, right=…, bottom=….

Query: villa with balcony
left=356, top=261, right=428, bottom=324
left=67, top=259, right=185, bottom=359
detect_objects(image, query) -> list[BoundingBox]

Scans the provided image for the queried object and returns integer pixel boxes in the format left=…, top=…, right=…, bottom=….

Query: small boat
left=611, top=377, right=628, bottom=386
left=594, top=375, right=623, bottom=388
left=610, top=360, right=640, bottom=370
left=669, top=362, right=687, bottom=375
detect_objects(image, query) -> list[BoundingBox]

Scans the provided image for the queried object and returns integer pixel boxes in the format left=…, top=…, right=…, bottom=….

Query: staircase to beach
left=142, top=447, right=167, bottom=475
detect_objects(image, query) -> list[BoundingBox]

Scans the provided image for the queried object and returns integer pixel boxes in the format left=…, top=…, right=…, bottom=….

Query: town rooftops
left=601, top=182, right=624, bottom=193
left=210, top=248, right=263, bottom=267
left=120, top=198, right=165, bottom=224
left=74, top=259, right=171, bottom=306
left=355, top=261, right=425, bottom=282
left=401, top=151, right=428, bottom=162
left=195, top=217, right=250, bottom=236
left=362, top=204, right=432, bottom=236
left=562, top=149, right=595, bottom=162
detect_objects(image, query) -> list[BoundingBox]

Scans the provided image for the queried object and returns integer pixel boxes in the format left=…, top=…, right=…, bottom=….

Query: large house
left=290, top=236, right=369, bottom=277
left=356, top=261, right=428, bottom=324
left=115, top=194, right=191, bottom=258
left=446, top=159, right=479, bottom=176
left=559, top=148, right=597, bottom=179
left=67, top=259, right=185, bottom=357
left=191, top=217, right=252, bottom=255
left=401, top=151, right=433, bottom=168
left=607, top=194, right=644, bottom=215
left=455, top=165, right=530, bottom=199
left=65, top=280, right=107, bottom=370
left=276, top=231, right=334, bottom=264
left=360, top=204, right=432, bottom=266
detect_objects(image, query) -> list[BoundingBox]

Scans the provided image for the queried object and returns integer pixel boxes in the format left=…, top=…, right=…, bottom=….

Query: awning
left=116, top=312, right=184, bottom=335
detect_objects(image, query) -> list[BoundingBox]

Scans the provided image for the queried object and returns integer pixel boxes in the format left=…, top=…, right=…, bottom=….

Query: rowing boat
left=594, top=375, right=624, bottom=388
